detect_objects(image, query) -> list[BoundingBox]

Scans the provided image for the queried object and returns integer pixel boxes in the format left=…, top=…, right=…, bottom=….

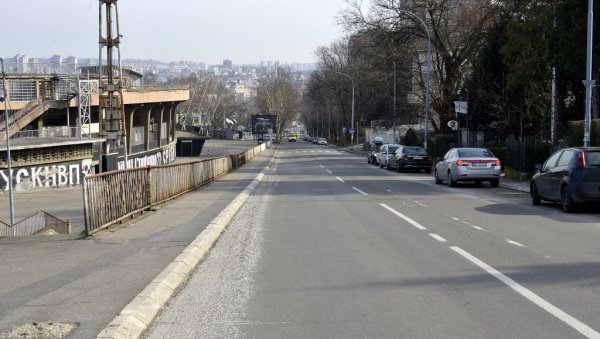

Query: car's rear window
left=458, top=149, right=495, bottom=158
left=586, top=151, right=600, bottom=166
left=405, top=147, right=427, bottom=155
left=388, top=146, right=399, bottom=153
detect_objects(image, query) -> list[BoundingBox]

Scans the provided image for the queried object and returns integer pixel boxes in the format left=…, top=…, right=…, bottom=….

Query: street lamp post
left=398, top=10, right=431, bottom=150
left=583, top=0, right=595, bottom=147
left=333, top=71, right=355, bottom=147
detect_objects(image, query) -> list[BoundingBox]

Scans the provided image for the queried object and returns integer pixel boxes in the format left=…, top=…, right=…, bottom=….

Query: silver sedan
left=434, top=148, right=501, bottom=187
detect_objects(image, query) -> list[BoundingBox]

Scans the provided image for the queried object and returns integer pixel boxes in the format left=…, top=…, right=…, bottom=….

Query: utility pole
left=0, top=58, right=15, bottom=228
left=98, top=0, right=127, bottom=171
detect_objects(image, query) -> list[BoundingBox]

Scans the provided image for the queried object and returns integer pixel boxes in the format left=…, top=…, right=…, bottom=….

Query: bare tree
left=342, top=0, right=501, bottom=132
left=255, top=68, right=300, bottom=141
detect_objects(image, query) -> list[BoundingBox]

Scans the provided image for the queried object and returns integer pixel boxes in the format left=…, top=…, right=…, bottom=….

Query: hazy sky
left=1, top=0, right=348, bottom=65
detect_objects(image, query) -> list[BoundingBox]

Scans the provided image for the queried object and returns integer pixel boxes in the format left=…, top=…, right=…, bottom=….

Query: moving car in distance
left=317, top=137, right=328, bottom=145
left=530, top=147, right=600, bottom=212
left=288, top=133, right=297, bottom=142
left=389, top=146, right=432, bottom=172
left=434, top=148, right=501, bottom=187
left=377, top=144, right=401, bottom=169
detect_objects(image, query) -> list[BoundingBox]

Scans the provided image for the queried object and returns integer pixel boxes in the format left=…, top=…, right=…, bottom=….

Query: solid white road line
left=380, top=204, right=427, bottom=230
left=428, top=233, right=447, bottom=242
left=336, top=176, right=345, bottom=183
left=450, top=246, right=600, bottom=339
left=352, top=187, right=368, bottom=196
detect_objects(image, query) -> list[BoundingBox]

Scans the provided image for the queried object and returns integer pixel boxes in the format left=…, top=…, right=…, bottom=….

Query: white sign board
left=454, top=101, right=468, bottom=114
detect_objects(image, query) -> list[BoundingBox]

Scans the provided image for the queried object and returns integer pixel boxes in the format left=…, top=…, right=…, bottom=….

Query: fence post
left=147, top=166, right=153, bottom=210
left=82, top=178, right=91, bottom=236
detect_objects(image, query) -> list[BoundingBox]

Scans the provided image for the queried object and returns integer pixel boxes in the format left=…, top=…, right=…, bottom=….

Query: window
left=457, top=148, right=494, bottom=158
left=405, top=147, right=426, bottom=155
left=556, top=150, right=575, bottom=167
left=586, top=152, right=600, bottom=166
left=9, top=80, right=37, bottom=102
left=543, top=151, right=562, bottom=171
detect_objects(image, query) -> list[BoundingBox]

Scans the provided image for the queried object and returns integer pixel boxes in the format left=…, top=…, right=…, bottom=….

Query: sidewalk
left=0, top=140, right=273, bottom=339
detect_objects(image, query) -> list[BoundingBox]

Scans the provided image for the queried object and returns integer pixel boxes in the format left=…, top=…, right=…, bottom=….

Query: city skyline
left=0, top=0, right=347, bottom=65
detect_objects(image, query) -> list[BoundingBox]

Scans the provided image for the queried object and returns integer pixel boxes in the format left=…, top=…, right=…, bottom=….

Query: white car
left=434, top=147, right=501, bottom=187
left=376, top=144, right=401, bottom=169
left=317, top=138, right=328, bottom=145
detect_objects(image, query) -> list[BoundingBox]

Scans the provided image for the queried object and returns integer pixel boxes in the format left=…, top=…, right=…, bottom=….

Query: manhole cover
left=0, top=322, right=77, bottom=339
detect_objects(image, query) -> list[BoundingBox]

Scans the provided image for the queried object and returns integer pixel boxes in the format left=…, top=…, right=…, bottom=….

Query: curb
left=97, top=150, right=276, bottom=339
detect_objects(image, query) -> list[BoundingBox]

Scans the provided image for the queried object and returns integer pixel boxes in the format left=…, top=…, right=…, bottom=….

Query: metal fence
left=0, top=211, right=70, bottom=237
left=83, top=142, right=269, bottom=235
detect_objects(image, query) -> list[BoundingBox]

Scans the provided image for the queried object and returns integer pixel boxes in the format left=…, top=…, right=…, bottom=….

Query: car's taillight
left=427, top=156, right=432, bottom=161
left=402, top=155, right=408, bottom=160
left=576, top=151, right=586, bottom=168
left=456, top=160, right=468, bottom=166
left=494, top=160, right=501, bottom=167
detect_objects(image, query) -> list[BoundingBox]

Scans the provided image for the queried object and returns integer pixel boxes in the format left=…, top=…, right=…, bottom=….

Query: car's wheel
left=531, top=183, right=541, bottom=205
left=386, top=162, right=391, bottom=170
left=490, top=179, right=499, bottom=188
left=448, top=172, right=457, bottom=187
left=379, top=161, right=384, bottom=168
left=397, top=163, right=402, bottom=173
left=434, top=170, right=443, bottom=184
left=561, top=186, right=577, bottom=213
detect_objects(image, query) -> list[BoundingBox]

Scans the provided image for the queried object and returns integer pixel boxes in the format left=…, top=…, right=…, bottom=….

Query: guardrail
left=83, top=142, right=269, bottom=235
left=0, top=211, right=71, bottom=237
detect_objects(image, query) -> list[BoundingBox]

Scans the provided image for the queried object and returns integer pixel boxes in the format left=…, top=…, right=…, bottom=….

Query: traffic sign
left=447, top=120, right=458, bottom=131
left=350, top=128, right=355, bottom=134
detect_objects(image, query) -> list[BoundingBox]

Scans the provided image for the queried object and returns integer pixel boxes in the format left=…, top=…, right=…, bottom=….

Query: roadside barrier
left=83, top=142, right=268, bottom=235
left=0, top=211, right=70, bottom=237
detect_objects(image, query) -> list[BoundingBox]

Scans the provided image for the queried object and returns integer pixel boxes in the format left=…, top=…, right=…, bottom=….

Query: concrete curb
left=97, top=150, right=276, bottom=339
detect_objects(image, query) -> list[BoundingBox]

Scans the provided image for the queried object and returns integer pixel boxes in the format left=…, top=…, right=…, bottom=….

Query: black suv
left=530, top=147, right=600, bottom=212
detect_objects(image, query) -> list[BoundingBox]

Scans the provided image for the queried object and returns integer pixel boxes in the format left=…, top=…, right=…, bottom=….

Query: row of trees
left=171, top=68, right=300, bottom=140
left=303, top=0, right=600, bottom=147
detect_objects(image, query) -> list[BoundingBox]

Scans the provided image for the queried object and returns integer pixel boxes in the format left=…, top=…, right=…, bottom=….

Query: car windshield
left=458, top=149, right=494, bottom=158
left=388, top=146, right=399, bottom=153
left=404, top=147, right=427, bottom=155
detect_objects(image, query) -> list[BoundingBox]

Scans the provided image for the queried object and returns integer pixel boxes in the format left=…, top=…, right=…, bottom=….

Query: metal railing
left=0, top=211, right=70, bottom=237
left=83, top=142, right=269, bottom=235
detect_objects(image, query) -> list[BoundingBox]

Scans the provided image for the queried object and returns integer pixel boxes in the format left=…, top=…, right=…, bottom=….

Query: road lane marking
left=451, top=217, right=460, bottom=221
left=319, top=165, right=325, bottom=168
left=380, top=204, right=427, bottom=230
left=506, top=239, right=525, bottom=247
left=428, top=233, right=447, bottom=242
left=326, top=169, right=333, bottom=174
left=386, top=190, right=392, bottom=193
left=352, top=187, right=368, bottom=196
left=471, top=225, right=484, bottom=231
left=450, top=246, right=600, bottom=339
left=336, top=176, right=345, bottom=183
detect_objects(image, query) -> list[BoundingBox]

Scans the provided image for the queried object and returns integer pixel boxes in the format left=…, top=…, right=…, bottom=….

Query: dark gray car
left=530, top=147, right=600, bottom=212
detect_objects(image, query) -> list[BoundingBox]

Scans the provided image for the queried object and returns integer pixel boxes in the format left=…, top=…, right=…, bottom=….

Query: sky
left=0, top=0, right=348, bottom=65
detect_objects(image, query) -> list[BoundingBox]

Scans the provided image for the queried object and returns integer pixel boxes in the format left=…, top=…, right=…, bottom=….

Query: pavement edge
left=96, top=149, right=278, bottom=339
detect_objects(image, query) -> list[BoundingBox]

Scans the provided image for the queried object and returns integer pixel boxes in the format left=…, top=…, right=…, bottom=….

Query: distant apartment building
left=223, top=59, right=233, bottom=70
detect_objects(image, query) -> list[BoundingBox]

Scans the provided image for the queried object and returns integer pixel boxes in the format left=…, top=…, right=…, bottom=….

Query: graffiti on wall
left=117, top=145, right=176, bottom=170
left=0, top=159, right=93, bottom=192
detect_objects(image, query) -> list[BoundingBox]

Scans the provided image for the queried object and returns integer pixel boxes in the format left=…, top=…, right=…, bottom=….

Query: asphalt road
left=147, top=140, right=600, bottom=339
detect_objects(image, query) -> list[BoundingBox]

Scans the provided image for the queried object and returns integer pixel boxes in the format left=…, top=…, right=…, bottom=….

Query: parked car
left=368, top=138, right=384, bottom=165
left=389, top=146, right=432, bottom=172
left=317, top=137, right=328, bottom=145
left=313, top=137, right=319, bottom=144
left=530, top=147, right=600, bottom=212
left=434, top=148, right=501, bottom=187
left=377, top=144, right=401, bottom=169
